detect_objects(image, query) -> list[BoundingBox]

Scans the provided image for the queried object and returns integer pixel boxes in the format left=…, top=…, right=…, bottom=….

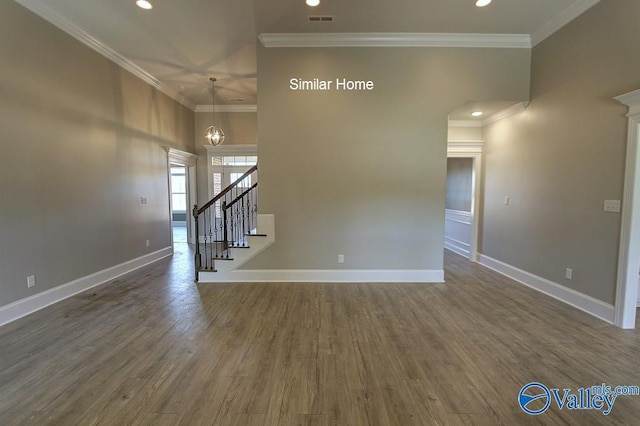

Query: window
left=229, top=172, right=252, bottom=188
left=171, top=166, right=187, bottom=212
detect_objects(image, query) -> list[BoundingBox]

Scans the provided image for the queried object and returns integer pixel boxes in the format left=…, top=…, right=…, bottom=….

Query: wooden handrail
left=196, top=164, right=257, bottom=215
left=225, top=182, right=258, bottom=210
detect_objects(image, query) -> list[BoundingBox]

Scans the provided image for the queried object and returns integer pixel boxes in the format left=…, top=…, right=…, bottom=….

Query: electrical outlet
left=140, top=196, right=148, bottom=205
left=338, top=254, right=344, bottom=264
left=27, top=275, right=35, bottom=288
left=146, top=240, right=150, bottom=247
left=565, top=268, right=573, bottom=280
left=604, top=200, right=621, bottom=213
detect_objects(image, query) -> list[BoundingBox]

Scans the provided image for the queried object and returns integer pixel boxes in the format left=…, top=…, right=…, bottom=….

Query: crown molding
left=448, top=120, right=482, bottom=128
left=616, top=89, right=640, bottom=117
left=448, top=102, right=528, bottom=128
left=482, top=102, right=529, bottom=126
left=615, top=89, right=640, bottom=108
left=531, top=0, right=600, bottom=46
left=167, top=147, right=198, bottom=165
left=447, top=140, right=484, bottom=150
left=259, top=33, right=532, bottom=48
left=195, top=105, right=258, bottom=113
left=14, top=0, right=196, bottom=111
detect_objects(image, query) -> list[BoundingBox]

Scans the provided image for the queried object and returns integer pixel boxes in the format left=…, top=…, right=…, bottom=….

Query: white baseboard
left=444, top=237, right=471, bottom=258
left=217, top=269, right=444, bottom=283
left=477, top=254, right=615, bottom=324
left=0, top=247, right=173, bottom=327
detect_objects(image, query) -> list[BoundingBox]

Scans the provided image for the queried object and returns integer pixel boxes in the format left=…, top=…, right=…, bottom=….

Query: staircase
left=193, top=165, right=274, bottom=282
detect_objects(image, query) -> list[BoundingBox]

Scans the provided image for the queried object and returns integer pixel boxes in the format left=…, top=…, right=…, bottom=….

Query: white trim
left=616, top=89, right=640, bottom=112
left=218, top=269, right=444, bottom=283
left=258, top=33, right=531, bottom=48
left=14, top=0, right=195, bottom=111
left=195, top=105, right=257, bottom=113
left=482, top=102, right=529, bottom=126
left=204, top=144, right=258, bottom=156
left=167, top=148, right=198, bottom=166
left=444, top=240, right=471, bottom=258
left=531, top=0, right=600, bottom=46
left=445, top=209, right=472, bottom=225
left=447, top=140, right=484, bottom=153
left=447, top=144, right=483, bottom=262
left=448, top=120, right=482, bottom=128
left=204, top=144, right=258, bottom=201
left=477, top=254, right=615, bottom=324
left=0, top=247, right=173, bottom=327
left=166, top=148, right=198, bottom=245
left=448, top=102, right=528, bottom=129
left=613, top=89, right=640, bottom=329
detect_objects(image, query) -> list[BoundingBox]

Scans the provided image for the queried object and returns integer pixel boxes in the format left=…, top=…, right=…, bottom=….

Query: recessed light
left=136, top=0, right=153, bottom=10
left=471, top=111, right=484, bottom=117
left=475, top=0, right=492, bottom=7
left=306, top=0, right=320, bottom=7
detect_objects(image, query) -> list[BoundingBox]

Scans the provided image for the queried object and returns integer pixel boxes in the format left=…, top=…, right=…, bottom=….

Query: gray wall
left=248, top=45, right=530, bottom=271
left=0, top=1, right=195, bottom=308
left=480, top=0, right=640, bottom=304
left=446, top=158, right=473, bottom=212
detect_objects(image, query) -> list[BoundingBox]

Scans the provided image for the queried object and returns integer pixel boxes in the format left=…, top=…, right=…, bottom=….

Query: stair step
left=246, top=233, right=267, bottom=237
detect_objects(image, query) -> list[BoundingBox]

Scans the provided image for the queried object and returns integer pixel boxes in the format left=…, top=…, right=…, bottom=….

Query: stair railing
left=193, top=164, right=258, bottom=281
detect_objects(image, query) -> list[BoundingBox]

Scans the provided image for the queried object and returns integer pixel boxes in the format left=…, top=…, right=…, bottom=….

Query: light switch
left=604, top=200, right=621, bottom=213
left=504, top=196, right=510, bottom=206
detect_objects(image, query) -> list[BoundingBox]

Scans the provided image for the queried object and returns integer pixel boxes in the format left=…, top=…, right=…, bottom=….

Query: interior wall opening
left=170, top=164, right=188, bottom=244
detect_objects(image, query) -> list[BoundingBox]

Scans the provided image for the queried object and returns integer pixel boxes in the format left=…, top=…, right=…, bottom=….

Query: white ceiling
left=15, top=0, right=599, bottom=110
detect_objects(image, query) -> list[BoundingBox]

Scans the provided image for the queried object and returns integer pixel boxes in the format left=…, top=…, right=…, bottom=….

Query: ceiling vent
left=307, top=15, right=334, bottom=23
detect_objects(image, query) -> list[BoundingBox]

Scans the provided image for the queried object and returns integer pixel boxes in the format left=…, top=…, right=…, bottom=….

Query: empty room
left=1, top=0, right=639, bottom=424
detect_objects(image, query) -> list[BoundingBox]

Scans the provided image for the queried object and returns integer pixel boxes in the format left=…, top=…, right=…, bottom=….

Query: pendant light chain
left=205, top=77, right=225, bottom=146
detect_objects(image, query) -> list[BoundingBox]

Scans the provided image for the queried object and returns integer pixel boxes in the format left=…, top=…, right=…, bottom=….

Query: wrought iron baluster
left=241, top=194, right=247, bottom=245
left=193, top=205, right=201, bottom=281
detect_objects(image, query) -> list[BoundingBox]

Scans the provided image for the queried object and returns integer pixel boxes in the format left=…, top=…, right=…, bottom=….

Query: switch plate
left=146, top=240, right=150, bottom=247
left=338, top=254, right=344, bottom=264
left=504, top=196, right=510, bottom=206
left=27, top=275, right=35, bottom=288
left=604, top=200, right=621, bottom=213
left=565, top=268, right=573, bottom=280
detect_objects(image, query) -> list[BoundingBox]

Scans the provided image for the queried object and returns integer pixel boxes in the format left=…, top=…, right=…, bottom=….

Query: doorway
left=614, top=89, right=640, bottom=329
left=444, top=158, right=474, bottom=258
left=446, top=141, right=483, bottom=262
left=170, top=164, right=188, bottom=243
left=167, top=148, right=198, bottom=246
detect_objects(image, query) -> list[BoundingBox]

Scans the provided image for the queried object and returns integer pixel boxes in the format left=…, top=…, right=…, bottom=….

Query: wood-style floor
left=0, top=246, right=639, bottom=425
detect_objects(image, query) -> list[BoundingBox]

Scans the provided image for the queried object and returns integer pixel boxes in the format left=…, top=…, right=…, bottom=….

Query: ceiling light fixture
left=205, top=78, right=225, bottom=146
left=306, top=0, right=320, bottom=7
left=136, top=0, right=153, bottom=10
left=475, top=0, right=492, bottom=7
left=471, top=111, right=484, bottom=117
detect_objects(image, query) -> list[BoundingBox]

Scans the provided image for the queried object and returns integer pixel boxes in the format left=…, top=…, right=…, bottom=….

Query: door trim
left=614, top=89, right=640, bottom=329
left=447, top=140, right=483, bottom=262
left=167, top=148, right=198, bottom=245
